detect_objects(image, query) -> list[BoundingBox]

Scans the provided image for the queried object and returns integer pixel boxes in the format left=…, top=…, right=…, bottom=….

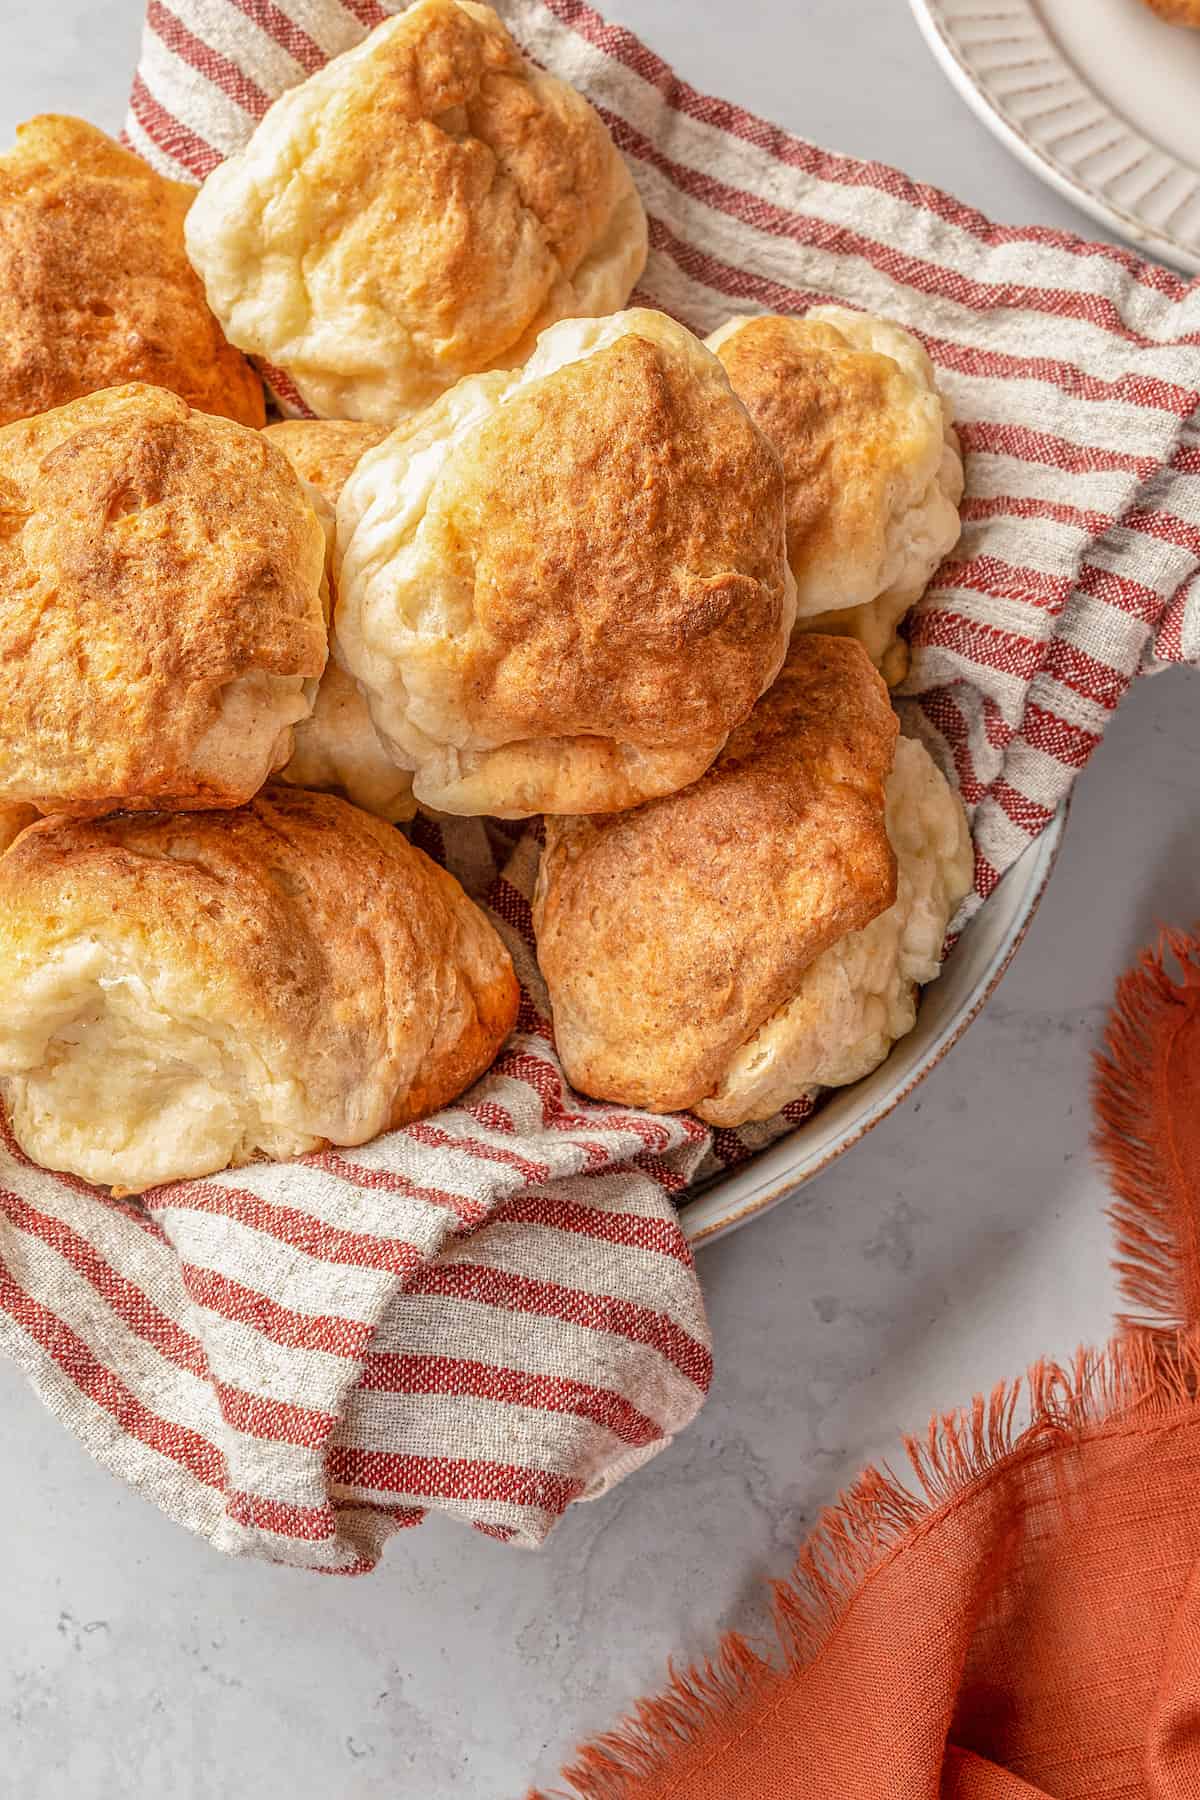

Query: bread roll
left=336, top=309, right=794, bottom=817
left=0, top=789, right=519, bottom=1193
left=0, top=115, right=262, bottom=428
left=263, top=420, right=388, bottom=501
left=280, top=662, right=418, bottom=824
left=0, top=384, right=328, bottom=816
left=696, top=734, right=973, bottom=1123
left=533, top=638, right=900, bottom=1115
left=265, top=420, right=417, bottom=823
left=185, top=0, right=648, bottom=423
left=707, top=308, right=962, bottom=684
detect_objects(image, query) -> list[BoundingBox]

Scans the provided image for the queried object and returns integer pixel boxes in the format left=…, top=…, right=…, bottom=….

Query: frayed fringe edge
left=1093, top=926, right=1200, bottom=1333
left=527, top=930, right=1200, bottom=1800
left=528, top=1332, right=1200, bottom=1800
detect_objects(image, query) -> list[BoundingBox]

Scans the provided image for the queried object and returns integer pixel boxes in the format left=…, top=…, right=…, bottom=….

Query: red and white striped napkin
left=0, top=0, right=1196, bottom=1575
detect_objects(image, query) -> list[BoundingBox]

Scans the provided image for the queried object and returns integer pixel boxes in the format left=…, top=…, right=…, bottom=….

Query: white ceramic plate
left=910, top=0, right=1200, bottom=271
left=681, top=807, right=1066, bottom=1244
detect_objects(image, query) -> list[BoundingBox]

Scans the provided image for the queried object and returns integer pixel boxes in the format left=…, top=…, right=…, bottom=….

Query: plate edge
left=907, top=0, right=1200, bottom=273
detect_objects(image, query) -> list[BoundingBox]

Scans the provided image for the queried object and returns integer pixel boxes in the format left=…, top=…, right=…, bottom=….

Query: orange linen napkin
left=534, top=933, right=1200, bottom=1800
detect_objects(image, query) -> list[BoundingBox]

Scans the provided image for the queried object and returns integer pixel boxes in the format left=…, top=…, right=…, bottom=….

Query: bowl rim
left=680, top=802, right=1070, bottom=1246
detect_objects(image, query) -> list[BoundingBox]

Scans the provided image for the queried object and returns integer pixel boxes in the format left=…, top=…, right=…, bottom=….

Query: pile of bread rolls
left=0, top=0, right=973, bottom=1199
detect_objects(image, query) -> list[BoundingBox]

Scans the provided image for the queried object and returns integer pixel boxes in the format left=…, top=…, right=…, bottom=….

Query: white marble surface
left=1, top=4, right=1197, bottom=1795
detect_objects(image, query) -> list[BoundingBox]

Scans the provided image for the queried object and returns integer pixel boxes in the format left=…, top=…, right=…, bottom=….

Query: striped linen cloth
left=0, top=0, right=1196, bottom=1574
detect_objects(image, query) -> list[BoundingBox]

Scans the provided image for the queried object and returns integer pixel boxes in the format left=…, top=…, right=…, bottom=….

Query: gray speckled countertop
left=2, top=4, right=1198, bottom=1795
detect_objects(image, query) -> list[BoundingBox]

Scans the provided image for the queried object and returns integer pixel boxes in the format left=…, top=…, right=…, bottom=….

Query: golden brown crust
left=448, top=331, right=789, bottom=750
left=0, top=789, right=519, bottom=1189
left=713, top=315, right=929, bottom=600
left=334, top=313, right=793, bottom=818
left=0, top=383, right=329, bottom=815
left=693, top=736, right=974, bottom=1125
left=185, top=0, right=647, bottom=422
left=263, top=421, right=388, bottom=505
left=533, top=636, right=899, bottom=1114
left=0, top=116, right=263, bottom=428
left=0, top=803, right=37, bottom=854
left=1141, top=0, right=1200, bottom=21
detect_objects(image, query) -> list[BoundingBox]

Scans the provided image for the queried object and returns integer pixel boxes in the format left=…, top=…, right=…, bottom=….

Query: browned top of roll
left=0, top=115, right=263, bottom=428
left=533, top=636, right=899, bottom=1113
